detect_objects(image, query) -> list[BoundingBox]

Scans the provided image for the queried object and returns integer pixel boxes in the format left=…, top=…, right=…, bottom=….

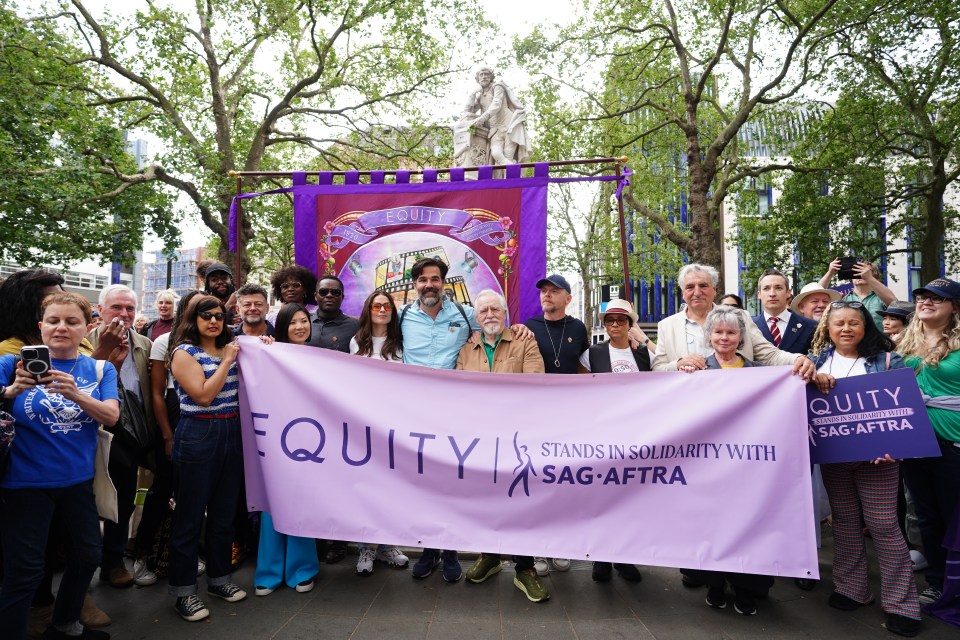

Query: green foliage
left=0, top=4, right=178, bottom=267
left=15, top=0, right=491, bottom=276
left=735, top=0, right=960, bottom=284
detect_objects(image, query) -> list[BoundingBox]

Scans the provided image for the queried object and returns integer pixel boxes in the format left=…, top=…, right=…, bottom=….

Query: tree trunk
left=919, top=181, right=946, bottom=284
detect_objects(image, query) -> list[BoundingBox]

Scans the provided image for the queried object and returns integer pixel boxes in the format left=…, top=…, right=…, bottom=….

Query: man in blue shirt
left=400, top=258, right=479, bottom=582
left=400, top=259, right=479, bottom=369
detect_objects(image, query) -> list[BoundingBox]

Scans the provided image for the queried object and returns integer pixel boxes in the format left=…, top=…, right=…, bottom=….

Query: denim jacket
left=807, top=349, right=905, bottom=373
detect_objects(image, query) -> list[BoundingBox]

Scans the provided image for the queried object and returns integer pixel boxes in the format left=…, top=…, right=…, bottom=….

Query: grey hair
left=678, top=263, right=720, bottom=288
left=98, top=284, right=137, bottom=309
left=704, top=306, right=746, bottom=348
left=474, top=289, right=507, bottom=312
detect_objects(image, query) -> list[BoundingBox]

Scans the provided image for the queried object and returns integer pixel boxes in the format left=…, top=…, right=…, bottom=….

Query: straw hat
left=790, top=282, right=841, bottom=313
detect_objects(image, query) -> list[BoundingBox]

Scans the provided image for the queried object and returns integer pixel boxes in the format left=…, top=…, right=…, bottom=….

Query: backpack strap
left=96, top=359, right=105, bottom=383
left=885, top=351, right=891, bottom=371
left=398, top=299, right=472, bottom=338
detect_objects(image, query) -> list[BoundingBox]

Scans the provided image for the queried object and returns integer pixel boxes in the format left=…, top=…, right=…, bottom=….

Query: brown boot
left=101, top=565, right=134, bottom=588
left=26, top=604, right=53, bottom=639
left=80, top=594, right=112, bottom=628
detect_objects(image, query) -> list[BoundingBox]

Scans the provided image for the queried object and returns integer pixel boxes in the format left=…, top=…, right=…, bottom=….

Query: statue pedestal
left=453, top=123, right=491, bottom=168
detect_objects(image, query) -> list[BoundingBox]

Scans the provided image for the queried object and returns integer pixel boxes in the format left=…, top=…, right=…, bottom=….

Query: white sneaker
left=254, top=585, right=275, bottom=597
left=534, top=558, right=550, bottom=577
left=376, top=546, right=409, bottom=569
left=133, top=558, right=157, bottom=586
left=551, top=558, right=571, bottom=572
left=197, top=559, right=206, bottom=576
left=356, top=546, right=375, bottom=575
left=911, top=549, right=928, bottom=572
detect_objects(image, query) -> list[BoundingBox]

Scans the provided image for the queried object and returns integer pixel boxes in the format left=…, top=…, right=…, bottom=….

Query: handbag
left=95, top=427, right=119, bottom=522
left=109, top=384, right=152, bottom=468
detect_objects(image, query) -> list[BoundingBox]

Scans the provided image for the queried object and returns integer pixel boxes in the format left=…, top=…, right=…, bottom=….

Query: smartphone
left=837, top=256, right=860, bottom=280
left=20, top=345, right=52, bottom=380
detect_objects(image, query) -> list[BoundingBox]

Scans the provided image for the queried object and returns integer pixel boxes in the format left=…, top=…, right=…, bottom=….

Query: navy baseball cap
left=913, top=278, right=960, bottom=300
left=535, top=274, right=571, bottom=293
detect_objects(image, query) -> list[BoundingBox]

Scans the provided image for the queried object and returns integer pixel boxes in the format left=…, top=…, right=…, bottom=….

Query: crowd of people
left=0, top=257, right=957, bottom=640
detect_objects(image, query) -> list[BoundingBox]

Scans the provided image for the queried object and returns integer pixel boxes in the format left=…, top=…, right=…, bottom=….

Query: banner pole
left=235, top=174, right=243, bottom=284
left=228, top=157, right=629, bottom=179
left=615, top=163, right=632, bottom=302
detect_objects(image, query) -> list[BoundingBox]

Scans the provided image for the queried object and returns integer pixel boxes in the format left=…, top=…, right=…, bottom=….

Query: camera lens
left=25, top=360, right=48, bottom=375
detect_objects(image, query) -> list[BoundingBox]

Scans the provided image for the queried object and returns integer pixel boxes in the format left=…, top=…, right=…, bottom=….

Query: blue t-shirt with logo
left=0, top=354, right=118, bottom=489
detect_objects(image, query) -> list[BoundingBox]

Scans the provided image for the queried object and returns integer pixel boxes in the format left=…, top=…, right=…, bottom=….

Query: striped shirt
left=173, top=344, right=239, bottom=416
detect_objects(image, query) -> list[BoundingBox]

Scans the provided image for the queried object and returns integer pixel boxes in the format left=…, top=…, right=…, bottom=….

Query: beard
left=420, top=288, right=441, bottom=308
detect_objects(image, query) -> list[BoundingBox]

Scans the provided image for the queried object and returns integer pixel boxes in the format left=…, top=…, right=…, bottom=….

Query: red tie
left=770, top=317, right=782, bottom=346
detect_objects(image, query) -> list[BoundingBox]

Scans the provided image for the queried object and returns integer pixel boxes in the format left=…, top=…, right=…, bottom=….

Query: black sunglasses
left=317, top=288, right=343, bottom=297
left=198, top=311, right=225, bottom=321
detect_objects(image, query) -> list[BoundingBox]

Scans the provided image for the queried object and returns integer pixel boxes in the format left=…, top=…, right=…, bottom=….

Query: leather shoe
left=794, top=577, right=817, bottom=591
left=101, top=566, right=134, bottom=588
left=80, top=595, right=111, bottom=628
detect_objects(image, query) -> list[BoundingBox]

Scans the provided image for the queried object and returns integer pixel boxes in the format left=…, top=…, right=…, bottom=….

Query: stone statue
left=453, top=67, right=531, bottom=168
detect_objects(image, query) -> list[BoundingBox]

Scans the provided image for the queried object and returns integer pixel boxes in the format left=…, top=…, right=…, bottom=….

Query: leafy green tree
left=736, top=0, right=959, bottom=285
left=518, top=0, right=844, bottom=283
left=33, top=0, right=487, bottom=276
left=0, top=5, right=177, bottom=267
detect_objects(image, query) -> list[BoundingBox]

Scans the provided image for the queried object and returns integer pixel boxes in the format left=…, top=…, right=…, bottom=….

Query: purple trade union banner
left=806, top=368, right=941, bottom=465
left=237, top=338, right=819, bottom=579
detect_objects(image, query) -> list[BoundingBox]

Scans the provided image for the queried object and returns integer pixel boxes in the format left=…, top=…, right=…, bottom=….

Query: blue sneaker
left=411, top=549, right=440, bottom=579
left=441, top=550, right=462, bottom=583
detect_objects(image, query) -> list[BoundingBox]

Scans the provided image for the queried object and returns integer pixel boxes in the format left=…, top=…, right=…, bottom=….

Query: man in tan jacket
left=456, top=290, right=544, bottom=374
left=455, top=289, right=548, bottom=602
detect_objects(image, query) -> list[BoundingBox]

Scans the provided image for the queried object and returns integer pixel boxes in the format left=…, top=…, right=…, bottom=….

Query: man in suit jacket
left=652, top=264, right=815, bottom=376
left=752, top=268, right=818, bottom=355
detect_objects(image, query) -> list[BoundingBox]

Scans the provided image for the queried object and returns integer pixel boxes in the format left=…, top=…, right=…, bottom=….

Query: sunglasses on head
left=830, top=301, right=863, bottom=310
left=317, top=288, right=342, bottom=297
left=198, top=311, right=225, bottom=321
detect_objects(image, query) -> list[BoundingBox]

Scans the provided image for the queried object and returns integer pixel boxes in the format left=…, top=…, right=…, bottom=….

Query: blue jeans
left=167, top=415, right=244, bottom=597
left=0, top=480, right=102, bottom=640
left=901, top=441, right=960, bottom=591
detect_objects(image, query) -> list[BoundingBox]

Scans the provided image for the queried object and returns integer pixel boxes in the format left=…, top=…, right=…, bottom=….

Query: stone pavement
left=84, top=537, right=960, bottom=639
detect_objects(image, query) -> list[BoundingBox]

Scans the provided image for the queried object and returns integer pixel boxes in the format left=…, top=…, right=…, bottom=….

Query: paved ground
left=77, top=528, right=960, bottom=640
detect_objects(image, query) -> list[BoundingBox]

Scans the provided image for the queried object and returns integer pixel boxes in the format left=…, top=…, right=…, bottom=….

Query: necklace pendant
left=554, top=359, right=561, bottom=368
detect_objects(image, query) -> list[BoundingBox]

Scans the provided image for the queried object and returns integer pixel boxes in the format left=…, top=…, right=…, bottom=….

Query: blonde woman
left=898, top=278, right=960, bottom=608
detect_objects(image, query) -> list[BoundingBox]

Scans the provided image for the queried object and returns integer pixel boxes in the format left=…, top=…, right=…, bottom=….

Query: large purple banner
left=237, top=339, right=819, bottom=579
left=806, top=368, right=940, bottom=464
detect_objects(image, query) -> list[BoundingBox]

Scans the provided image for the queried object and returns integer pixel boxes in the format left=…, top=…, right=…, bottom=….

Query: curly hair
left=810, top=302, right=895, bottom=358
left=270, top=265, right=318, bottom=305
left=353, top=290, right=402, bottom=360
left=275, top=303, right=311, bottom=344
left=0, top=269, right=65, bottom=344
left=896, top=300, right=960, bottom=367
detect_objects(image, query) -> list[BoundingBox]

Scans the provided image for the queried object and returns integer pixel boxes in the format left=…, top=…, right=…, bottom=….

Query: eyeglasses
left=317, top=288, right=343, bottom=297
left=370, top=302, right=392, bottom=312
left=198, top=311, right=225, bottom=321
left=280, top=282, right=303, bottom=291
left=915, top=294, right=947, bottom=304
left=830, top=301, right=863, bottom=309
left=604, top=316, right=629, bottom=325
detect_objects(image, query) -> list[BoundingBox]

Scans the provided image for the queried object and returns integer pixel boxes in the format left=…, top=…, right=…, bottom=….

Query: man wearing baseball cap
left=523, top=274, right=590, bottom=578
left=791, top=282, right=841, bottom=322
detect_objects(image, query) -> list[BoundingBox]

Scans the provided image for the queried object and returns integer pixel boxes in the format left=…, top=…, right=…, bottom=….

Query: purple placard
left=806, top=368, right=941, bottom=464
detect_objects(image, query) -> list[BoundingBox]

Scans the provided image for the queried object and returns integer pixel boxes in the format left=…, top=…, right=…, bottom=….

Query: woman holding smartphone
left=167, top=295, right=246, bottom=622
left=0, top=293, right=119, bottom=640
